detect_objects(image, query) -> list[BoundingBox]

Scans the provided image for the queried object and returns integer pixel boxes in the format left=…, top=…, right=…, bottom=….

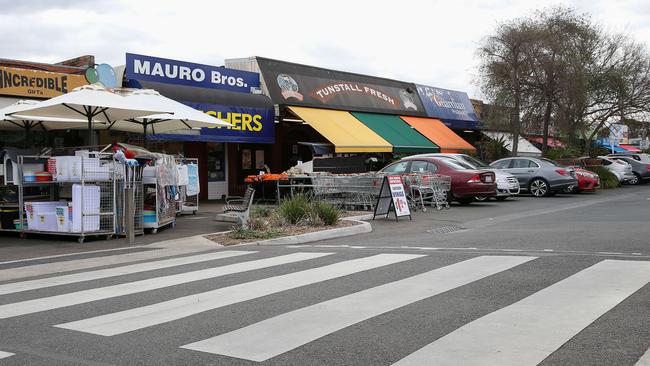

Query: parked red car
left=379, top=156, right=497, bottom=205
left=571, top=167, right=600, bottom=192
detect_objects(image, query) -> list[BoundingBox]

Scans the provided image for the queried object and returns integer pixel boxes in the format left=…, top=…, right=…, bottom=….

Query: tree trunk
left=511, top=66, right=521, bottom=157
left=541, top=98, right=553, bottom=157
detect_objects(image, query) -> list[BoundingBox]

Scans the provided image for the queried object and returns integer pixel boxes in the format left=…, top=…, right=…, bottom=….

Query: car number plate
left=484, top=176, right=493, bottom=182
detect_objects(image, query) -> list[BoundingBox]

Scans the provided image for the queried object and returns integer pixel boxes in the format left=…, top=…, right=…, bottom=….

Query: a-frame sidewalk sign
left=373, top=175, right=411, bottom=221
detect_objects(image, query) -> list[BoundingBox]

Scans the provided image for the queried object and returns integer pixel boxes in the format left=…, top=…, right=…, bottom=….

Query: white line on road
left=0, top=351, right=14, bottom=359
left=181, top=255, right=537, bottom=362
left=0, top=251, right=255, bottom=295
left=393, top=259, right=650, bottom=366
left=636, top=346, right=650, bottom=366
left=0, top=252, right=331, bottom=319
left=56, top=254, right=425, bottom=336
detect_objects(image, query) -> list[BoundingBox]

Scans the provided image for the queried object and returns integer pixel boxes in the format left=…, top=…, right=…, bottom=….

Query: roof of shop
left=351, top=112, right=439, bottom=153
left=288, top=106, right=392, bottom=153
left=125, top=80, right=273, bottom=108
left=400, top=116, right=476, bottom=153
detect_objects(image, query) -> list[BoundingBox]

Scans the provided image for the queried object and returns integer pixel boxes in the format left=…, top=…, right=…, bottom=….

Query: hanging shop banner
left=416, top=84, right=482, bottom=129
left=256, top=57, right=426, bottom=116
left=0, top=66, right=88, bottom=98
left=125, top=53, right=260, bottom=94
left=152, top=101, right=275, bottom=144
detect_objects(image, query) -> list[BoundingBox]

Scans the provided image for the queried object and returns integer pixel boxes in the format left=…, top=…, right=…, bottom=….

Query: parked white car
left=408, top=153, right=520, bottom=200
left=596, top=156, right=634, bottom=183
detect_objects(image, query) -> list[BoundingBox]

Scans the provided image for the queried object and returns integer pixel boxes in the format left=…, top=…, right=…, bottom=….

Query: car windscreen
left=461, top=155, right=490, bottom=168
left=441, top=158, right=474, bottom=170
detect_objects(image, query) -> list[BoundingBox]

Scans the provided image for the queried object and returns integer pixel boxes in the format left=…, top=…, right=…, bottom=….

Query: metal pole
left=125, top=181, right=135, bottom=245
left=87, top=111, right=94, bottom=147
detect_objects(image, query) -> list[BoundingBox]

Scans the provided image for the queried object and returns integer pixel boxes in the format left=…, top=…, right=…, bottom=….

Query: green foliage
left=311, top=201, right=340, bottom=226
left=251, top=206, right=273, bottom=218
left=481, top=135, right=509, bottom=162
left=589, top=166, right=620, bottom=189
left=546, top=146, right=581, bottom=160
left=278, top=194, right=310, bottom=224
left=590, top=146, right=610, bottom=157
left=229, top=226, right=282, bottom=240
left=278, top=195, right=341, bottom=226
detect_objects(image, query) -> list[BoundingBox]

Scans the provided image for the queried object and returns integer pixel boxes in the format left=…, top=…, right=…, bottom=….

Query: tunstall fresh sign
left=256, top=57, right=427, bottom=116
left=125, top=53, right=260, bottom=93
left=0, top=66, right=88, bottom=98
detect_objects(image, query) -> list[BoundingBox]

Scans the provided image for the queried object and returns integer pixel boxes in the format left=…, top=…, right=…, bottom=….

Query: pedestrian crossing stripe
left=55, top=253, right=425, bottom=336
left=0, top=252, right=332, bottom=319
left=179, top=255, right=537, bottom=362
left=636, top=346, right=650, bottom=366
left=0, top=351, right=14, bottom=359
left=392, top=259, right=650, bottom=366
left=0, top=250, right=255, bottom=295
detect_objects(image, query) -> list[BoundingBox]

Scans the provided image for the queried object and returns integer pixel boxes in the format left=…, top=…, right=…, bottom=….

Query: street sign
left=373, top=175, right=411, bottom=221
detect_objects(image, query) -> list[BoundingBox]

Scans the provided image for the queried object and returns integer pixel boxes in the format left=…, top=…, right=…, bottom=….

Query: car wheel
left=495, top=196, right=508, bottom=201
left=630, top=173, right=641, bottom=185
left=529, top=178, right=550, bottom=197
left=474, top=196, right=489, bottom=201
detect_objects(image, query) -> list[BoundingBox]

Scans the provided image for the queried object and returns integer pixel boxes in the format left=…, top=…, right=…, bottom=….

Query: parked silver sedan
left=490, top=157, right=577, bottom=197
left=410, top=153, right=520, bottom=200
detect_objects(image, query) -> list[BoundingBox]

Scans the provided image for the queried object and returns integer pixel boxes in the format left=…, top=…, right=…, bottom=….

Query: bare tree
left=478, top=7, right=650, bottom=157
left=478, top=19, right=536, bottom=156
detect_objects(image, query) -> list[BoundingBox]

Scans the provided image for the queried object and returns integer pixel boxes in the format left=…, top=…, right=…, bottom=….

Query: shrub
left=546, top=146, right=580, bottom=161
left=251, top=206, right=273, bottom=218
left=230, top=226, right=282, bottom=240
left=311, top=201, right=340, bottom=226
left=279, top=194, right=310, bottom=224
left=590, top=166, right=620, bottom=189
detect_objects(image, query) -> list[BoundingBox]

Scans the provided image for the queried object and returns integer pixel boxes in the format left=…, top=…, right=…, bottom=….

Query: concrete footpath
left=0, top=202, right=231, bottom=263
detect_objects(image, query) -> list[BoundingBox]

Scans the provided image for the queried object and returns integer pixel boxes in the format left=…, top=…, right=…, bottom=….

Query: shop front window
left=207, top=142, right=225, bottom=182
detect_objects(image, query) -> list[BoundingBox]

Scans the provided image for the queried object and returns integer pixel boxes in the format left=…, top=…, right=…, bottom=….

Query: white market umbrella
left=1, top=100, right=90, bottom=146
left=0, top=100, right=88, bottom=131
left=103, top=89, right=231, bottom=135
left=8, top=84, right=172, bottom=145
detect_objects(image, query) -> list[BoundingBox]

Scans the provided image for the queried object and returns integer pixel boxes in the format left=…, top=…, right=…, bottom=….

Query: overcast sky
left=1, top=0, right=648, bottom=99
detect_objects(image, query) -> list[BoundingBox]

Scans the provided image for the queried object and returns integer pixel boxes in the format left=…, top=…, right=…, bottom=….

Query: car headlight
left=496, top=177, right=507, bottom=183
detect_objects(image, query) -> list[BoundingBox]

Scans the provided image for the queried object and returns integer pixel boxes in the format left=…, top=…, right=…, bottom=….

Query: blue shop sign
left=125, top=53, right=260, bottom=94
left=416, top=84, right=482, bottom=129
left=152, top=101, right=275, bottom=144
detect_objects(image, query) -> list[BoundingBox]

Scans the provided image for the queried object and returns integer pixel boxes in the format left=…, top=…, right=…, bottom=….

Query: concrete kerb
left=204, top=217, right=373, bottom=247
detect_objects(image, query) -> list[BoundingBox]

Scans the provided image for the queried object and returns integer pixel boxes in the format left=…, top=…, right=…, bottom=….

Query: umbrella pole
left=87, top=112, right=94, bottom=147
left=24, top=124, right=31, bottom=148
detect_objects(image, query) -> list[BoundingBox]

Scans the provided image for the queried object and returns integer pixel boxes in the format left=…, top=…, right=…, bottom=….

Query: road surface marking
left=0, top=252, right=331, bottom=319
left=392, top=259, right=650, bottom=366
left=56, top=254, right=424, bottom=336
left=636, top=346, right=650, bottom=366
left=0, top=351, right=14, bottom=359
left=181, top=255, right=537, bottom=362
left=0, top=251, right=255, bottom=295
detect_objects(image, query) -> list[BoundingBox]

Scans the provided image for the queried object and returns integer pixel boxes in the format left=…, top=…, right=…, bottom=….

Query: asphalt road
left=0, top=186, right=649, bottom=365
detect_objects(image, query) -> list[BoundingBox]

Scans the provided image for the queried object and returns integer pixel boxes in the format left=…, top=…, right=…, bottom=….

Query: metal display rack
left=143, top=156, right=177, bottom=233
left=174, top=157, right=199, bottom=215
left=15, top=151, right=118, bottom=243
